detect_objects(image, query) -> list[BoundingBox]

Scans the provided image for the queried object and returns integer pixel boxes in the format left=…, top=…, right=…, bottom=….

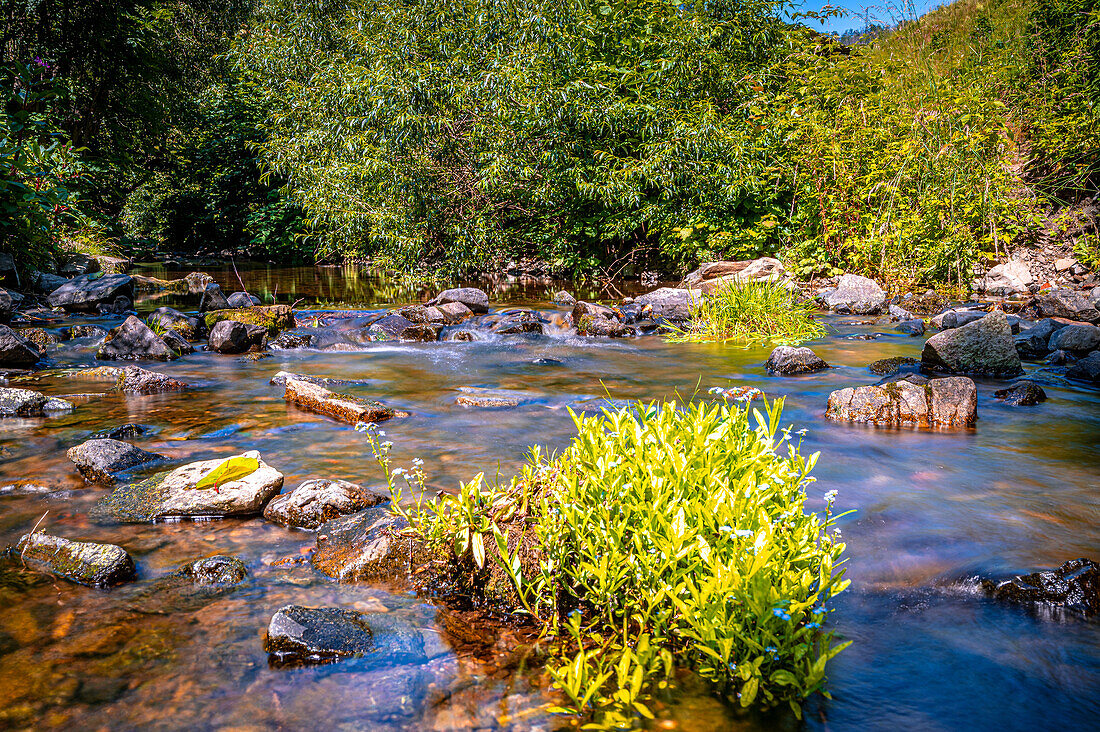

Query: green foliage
left=387, top=399, right=850, bottom=725
left=669, top=280, right=826, bottom=344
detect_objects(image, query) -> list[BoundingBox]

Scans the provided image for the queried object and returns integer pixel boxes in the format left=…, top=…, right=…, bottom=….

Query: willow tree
left=234, top=0, right=793, bottom=271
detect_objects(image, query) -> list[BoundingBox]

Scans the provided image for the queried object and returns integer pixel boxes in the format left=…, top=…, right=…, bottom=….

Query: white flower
left=391, top=468, right=406, bottom=476
left=824, top=490, right=838, bottom=503
left=411, top=458, right=424, bottom=467
left=833, top=528, right=842, bottom=537
left=734, top=529, right=754, bottom=538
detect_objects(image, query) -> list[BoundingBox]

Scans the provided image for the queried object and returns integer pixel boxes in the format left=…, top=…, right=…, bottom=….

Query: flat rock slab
left=825, top=376, right=977, bottom=429
left=95, top=450, right=283, bottom=522
left=264, top=479, right=388, bottom=530
left=14, top=533, right=135, bottom=587
left=46, top=273, right=133, bottom=312
left=284, top=377, right=400, bottom=425
left=66, top=438, right=164, bottom=484
left=264, top=604, right=426, bottom=667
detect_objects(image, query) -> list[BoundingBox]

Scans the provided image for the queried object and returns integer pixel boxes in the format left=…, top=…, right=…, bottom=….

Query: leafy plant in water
left=668, top=279, right=826, bottom=345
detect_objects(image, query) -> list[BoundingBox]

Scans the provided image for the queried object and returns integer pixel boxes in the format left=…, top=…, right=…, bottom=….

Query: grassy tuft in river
left=670, top=280, right=826, bottom=345
left=375, top=398, right=850, bottom=726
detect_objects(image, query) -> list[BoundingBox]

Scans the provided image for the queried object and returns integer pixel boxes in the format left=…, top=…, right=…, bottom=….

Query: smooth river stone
left=825, top=375, right=977, bottom=429
left=283, top=377, right=400, bottom=425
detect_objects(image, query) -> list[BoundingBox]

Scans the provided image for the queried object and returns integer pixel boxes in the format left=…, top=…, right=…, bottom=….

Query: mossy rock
left=203, top=305, right=295, bottom=335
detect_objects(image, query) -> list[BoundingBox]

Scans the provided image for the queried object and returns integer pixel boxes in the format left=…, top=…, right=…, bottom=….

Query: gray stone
left=685, top=257, right=790, bottom=292
left=825, top=376, right=977, bottom=429
left=434, top=301, right=474, bottom=324
left=264, top=479, right=388, bottom=530
left=177, top=555, right=248, bottom=585
left=492, top=310, right=544, bottom=335
left=1066, top=351, right=1100, bottom=385
left=1021, top=288, right=1100, bottom=324
left=888, top=303, right=915, bottom=321
left=208, top=319, right=266, bottom=354
left=0, top=387, right=48, bottom=416
left=264, top=604, right=426, bottom=667
left=764, top=346, right=828, bottom=375
left=822, top=274, right=887, bottom=314
left=428, top=287, right=489, bottom=313
left=313, top=508, right=426, bottom=581
left=46, top=273, right=134, bottom=312
left=0, top=324, right=42, bottom=366
left=921, top=309, right=1023, bottom=377
left=199, top=282, right=230, bottom=312
left=66, top=438, right=163, bottom=484
left=1049, top=324, right=1100, bottom=354
left=59, top=253, right=99, bottom=278
left=553, top=291, right=577, bottom=306
left=29, top=270, right=68, bottom=295
left=226, top=291, right=260, bottom=308
left=15, top=533, right=135, bottom=587
left=635, top=287, right=702, bottom=321
left=117, top=365, right=188, bottom=394
left=96, top=316, right=179, bottom=361
left=896, top=318, right=925, bottom=336
left=868, top=356, right=921, bottom=376
left=941, top=310, right=986, bottom=329
left=147, top=307, right=201, bottom=341
left=0, top=286, right=24, bottom=321
left=974, top=260, right=1033, bottom=295
left=994, top=381, right=1047, bottom=406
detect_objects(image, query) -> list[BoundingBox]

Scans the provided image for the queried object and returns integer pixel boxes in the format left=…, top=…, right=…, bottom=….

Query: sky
left=787, top=0, right=945, bottom=34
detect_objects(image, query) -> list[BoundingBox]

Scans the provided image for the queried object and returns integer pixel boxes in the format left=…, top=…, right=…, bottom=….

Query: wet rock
left=684, top=257, right=790, bottom=292
left=365, top=313, right=417, bottom=341
left=91, top=423, right=148, bottom=440
left=226, top=291, right=260, bottom=308
left=0, top=387, right=48, bottom=416
left=572, top=300, right=617, bottom=323
left=825, top=376, right=977, bottom=429
left=264, top=604, right=426, bottom=667
left=269, top=371, right=367, bottom=388
left=921, top=310, right=1022, bottom=377
left=973, top=259, right=1034, bottom=296
left=888, top=303, right=915, bottom=321
left=203, top=305, right=296, bottom=337
left=434, top=301, right=473, bottom=324
left=313, top=507, right=425, bottom=581
left=635, top=287, right=702, bottom=321
left=43, top=396, right=74, bottom=413
left=96, top=450, right=283, bottom=522
left=553, top=291, right=577, bottom=306
left=208, top=319, right=267, bottom=354
left=576, top=313, right=633, bottom=337
left=184, top=271, right=214, bottom=295
left=264, top=479, right=388, bottom=530
left=1020, top=287, right=1100, bottom=324
left=66, top=438, right=164, bottom=484
left=284, top=377, right=400, bottom=425
left=28, top=270, right=68, bottom=295
left=59, top=253, right=99, bottom=278
left=994, top=381, right=1047, bottom=406
left=19, top=327, right=59, bottom=351
left=270, top=331, right=312, bottom=349
left=1066, top=351, right=1100, bottom=385
left=822, top=274, right=887, bottom=314
left=0, top=324, right=43, bottom=366
left=96, top=316, right=180, bottom=361
left=939, top=310, right=986, bottom=330
left=492, top=310, right=544, bottom=335
left=146, top=307, right=201, bottom=341
left=160, top=328, right=194, bottom=355
left=868, top=356, right=921, bottom=376
left=895, top=319, right=925, bottom=336
left=117, top=365, right=188, bottom=394
left=1048, top=324, right=1100, bottom=354
left=1046, top=349, right=1076, bottom=366
left=177, top=555, right=248, bottom=585
left=199, top=282, right=230, bottom=312
left=456, top=394, right=520, bottom=407
left=982, top=558, right=1100, bottom=616
left=0, top=286, right=24, bottom=321
left=446, top=330, right=477, bottom=342
left=13, top=533, right=135, bottom=587
left=764, top=346, right=828, bottom=375
left=46, top=273, right=134, bottom=312
left=67, top=324, right=108, bottom=340
left=429, top=287, right=489, bottom=313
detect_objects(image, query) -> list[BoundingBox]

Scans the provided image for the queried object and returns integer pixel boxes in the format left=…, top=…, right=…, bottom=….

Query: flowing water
left=1, top=265, right=1099, bottom=731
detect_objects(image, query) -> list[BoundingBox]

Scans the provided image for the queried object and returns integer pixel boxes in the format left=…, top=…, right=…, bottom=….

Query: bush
left=669, top=279, right=826, bottom=344
left=373, top=399, right=850, bottom=726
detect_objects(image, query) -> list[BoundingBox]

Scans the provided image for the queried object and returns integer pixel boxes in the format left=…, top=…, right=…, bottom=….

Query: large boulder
left=0, top=286, right=24, bottom=321
left=46, top=273, right=134, bottom=312
left=1014, top=317, right=1080, bottom=359
left=264, top=479, right=388, bottom=530
left=28, top=270, right=68, bottom=295
left=973, top=260, right=1034, bottom=296
left=264, top=604, right=426, bottom=667
left=635, top=287, right=703, bottom=321
left=96, top=315, right=180, bottom=361
left=95, top=450, right=283, bottom=522
left=764, top=346, right=828, bottom=375
left=284, top=377, right=401, bottom=425
left=1066, top=351, right=1100, bottom=385
left=428, top=287, right=489, bottom=313
left=147, top=307, right=202, bottom=341
left=825, top=375, right=977, bottom=429
left=313, top=507, right=426, bottom=581
left=1048, top=324, right=1100, bottom=354
left=0, top=387, right=48, bottom=416
left=822, top=274, right=887, bottom=314
left=208, top=319, right=266, bottom=354
left=982, top=558, right=1099, bottom=616
left=199, top=282, right=230, bottom=312
left=1020, top=287, right=1100, bottom=324
left=0, top=324, right=42, bottom=366
left=66, top=438, right=164, bottom=484
left=921, top=310, right=1022, bottom=377
left=14, top=533, right=135, bottom=587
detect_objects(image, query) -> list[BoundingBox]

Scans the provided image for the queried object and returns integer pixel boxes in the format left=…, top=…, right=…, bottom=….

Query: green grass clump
left=669, top=280, right=826, bottom=345
left=380, top=399, right=850, bottom=726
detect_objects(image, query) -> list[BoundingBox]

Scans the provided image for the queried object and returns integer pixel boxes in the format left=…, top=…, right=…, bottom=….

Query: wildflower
left=411, top=458, right=424, bottom=468
left=734, top=529, right=754, bottom=538
left=728, top=662, right=738, bottom=672
left=833, top=528, right=842, bottom=537
left=812, top=606, right=827, bottom=616
left=391, top=467, right=406, bottom=476
left=805, top=622, right=821, bottom=629
left=765, top=646, right=777, bottom=654
left=824, top=490, right=838, bottom=504
left=719, top=525, right=732, bottom=532
left=772, top=608, right=791, bottom=621
left=380, top=441, right=393, bottom=450
left=796, top=428, right=808, bottom=436
left=377, top=430, right=386, bottom=437
left=708, top=386, right=724, bottom=394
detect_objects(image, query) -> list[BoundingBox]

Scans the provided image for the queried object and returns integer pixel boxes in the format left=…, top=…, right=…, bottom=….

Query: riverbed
left=1, top=264, right=1098, bottom=730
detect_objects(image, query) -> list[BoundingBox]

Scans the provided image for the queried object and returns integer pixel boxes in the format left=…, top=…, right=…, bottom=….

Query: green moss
left=203, top=305, right=295, bottom=335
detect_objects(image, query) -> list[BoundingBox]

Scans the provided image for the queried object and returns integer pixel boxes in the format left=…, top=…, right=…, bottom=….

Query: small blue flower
left=805, top=622, right=821, bottom=629
left=728, top=662, right=738, bottom=672
left=812, top=606, right=827, bottom=616
left=772, top=608, right=791, bottom=621
left=765, top=646, right=777, bottom=654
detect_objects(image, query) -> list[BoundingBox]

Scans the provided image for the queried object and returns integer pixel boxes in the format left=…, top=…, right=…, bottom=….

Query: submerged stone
left=264, top=604, right=426, bottom=667
left=982, top=558, right=1100, bottom=616
left=283, top=377, right=400, bottom=425
left=868, top=356, right=921, bottom=376
left=13, top=533, right=135, bottom=587
left=994, top=381, right=1047, bottom=406
left=177, top=555, right=248, bottom=586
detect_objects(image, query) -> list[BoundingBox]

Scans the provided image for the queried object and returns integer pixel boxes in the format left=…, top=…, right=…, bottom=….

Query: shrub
left=669, top=279, right=826, bottom=344
left=373, top=399, right=850, bottom=726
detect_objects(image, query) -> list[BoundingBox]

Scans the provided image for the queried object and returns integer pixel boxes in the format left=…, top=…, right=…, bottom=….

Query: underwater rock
left=264, top=604, right=426, bottom=667
left=982, top=558, right=1100, bottom=616
left=66, top=438, right=164, bottom=484
left=764, top=346, right=828, bottom=375
left=67, top=324, right=109, bottom=340
left=895, top=318, right=926, bottom=336
left=13, top=533, right=135, bottom=587
left=825, top=375, right=977, bottom=429
left=177, top=554, right=248, bottom=585
left=921, top=309, right=1022, bottom=377
left=283, top=377, right=400, bottom=425
left=993, top=381, right=1047, bottom=406
left=868, top=356, right=921, bottom=377
left=264, top=479, right=388, bottom=530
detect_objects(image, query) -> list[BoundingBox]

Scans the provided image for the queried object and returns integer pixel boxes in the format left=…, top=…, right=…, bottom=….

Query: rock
left=147, top=307, right=201, bottom=341
left=1090, top=285, right=1100, bottom=308
left=428, top=287, right=489, bottom=313
left=994, top=381, right=1047, bottom=406
left=184, top=271, right=214, bottom=294
left=434, top=301, right=473, bottom=324
left=921, top=310, right=1022, bottom=377
left=95, top=316, right=179, bottom=361
left=456, top=394, right=520, bottom=407
left=284, top=377, right=400, bottom=425
left=208, top=319, right=267, bottom=354
left=1048, top=324, right=1100, bottom=354
left=982, top=558, right=1100, bottom=616
left=264, top=479, right=388, bottom=530
left=28, top=270, right=68, bottom=295
left=46, top=273, right=134, bottom=312
left=492, top=310, right=544, bottom=335
left=868, top=356, right=921, bottom=376
left=18, top=327, right=57, bottom=352
left=226, top=291, right=260, bottom=308
left=203, top=305, right=295, bottom=335
left=160, top=329, right=194, bottom=355
left=895, top=318, right=925, bottom=336
left=66, top=438, right=163, bottom=484
left=269, top=371, right=368, bottom=388
left=176, top=555, right=248, bottom=585
left=14, top=533, right=135, bottom=587
left=764, top=346, right=828, bottom=375
left=59, top=253, right=100, bottom=278
left=43, top=396, right=74, bottom=413
left=635, top=287, right=702, bottom=321
left=974, top=260, right=1034, bottom=295
left=575, top=314, right=633, bottom=337
left=199, top=283, right=230, bottom=312
left=95, top=450, right=283, bottom=522
left=1066, top=351, right=1100, bottom=385
left=364, top=313, right=420, bottom=341
left=264, top=604, right=426, bottom=667
left=825, top=376, right=977, bottom=429
left=684, top=257, right=790, bottom=291
left=313, top=507, right=424, bottom=581
left=888, top=303, right=915, bottom=321
left=94, top=255, right=130, bottom=275
left=0, top=286, right=24, bottom=321
left=116, top=365, right=188, bottom=394
left=270, top=331, right=312, bottom=349
left=91, top=423, right=148, bottom=440
left=1046, top=349, right=1076, bottom=366
left=0, top=387, right=48, bottom=416
left=1021, top=288, right=1100, bottom=324
left=1054, top=257, right=1078, bottom=273
left=0, top=324, right=43, bottom=366
left=553, top=291, right=577, bottom=306
left=67, top=324, right=108, bottom=340
left=1014, top=317, right=1082, bottom=358
left=822, top=274, right=887, bottom=314
left=940, top=310, right=986, bottom=330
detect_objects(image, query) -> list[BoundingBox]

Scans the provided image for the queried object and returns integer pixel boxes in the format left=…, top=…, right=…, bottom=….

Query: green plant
left=394, top=398, right=850, bottom=726
left=668, top=279, right=826, bottom=344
